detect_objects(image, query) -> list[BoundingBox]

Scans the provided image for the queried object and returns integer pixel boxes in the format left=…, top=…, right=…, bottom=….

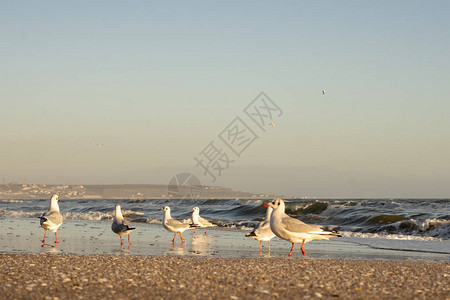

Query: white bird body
left=264, top=198, right=340, bottom=256
left=191, top=207, right=216, bottom=233
left=159, top=206, right=192, bottom=242
left=246, top=206, right=276, bottom=254
left=39, top=195, right=63, bottom=243
left=111, top=205, right=135, bottom=245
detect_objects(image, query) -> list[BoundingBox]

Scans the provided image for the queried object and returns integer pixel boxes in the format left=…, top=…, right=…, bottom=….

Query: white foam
left=341, top=231, right=444, bottom=241
left=1, top=200, right=25, bottom=203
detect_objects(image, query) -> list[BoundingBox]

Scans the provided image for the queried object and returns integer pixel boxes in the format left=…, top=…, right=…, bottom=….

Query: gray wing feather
left=198, top=216, right=215, bottom=226
left=112, top=220, right=134, bottom=233
left=41, top=210, right=63, bottom=225
left=166, top=218, right=188, bottom=229
left=281, top=217, right=322, bottom=234
left=254, top=220, right=273, bottom=236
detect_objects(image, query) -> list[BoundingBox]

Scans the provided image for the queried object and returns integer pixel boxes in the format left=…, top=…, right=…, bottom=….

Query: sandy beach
left=1, top=254, right=448, bottom=299
left=1, top=216, right=449, bottom=299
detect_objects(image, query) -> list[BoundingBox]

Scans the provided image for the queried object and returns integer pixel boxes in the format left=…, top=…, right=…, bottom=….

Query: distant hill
left=0, top=184, right=275, bottom=200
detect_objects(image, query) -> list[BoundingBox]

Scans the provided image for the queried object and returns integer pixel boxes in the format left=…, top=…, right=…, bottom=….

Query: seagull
left=111, top=204, right=135, bottom=245
left=39, top=194, right=63, bottom=244
left=159, top=206, right=193, bottom=242
left=245, top=206, right=276, bottom=255
left=322, top=90, right=326, bottom=95
left=263, top=198, right=340, bottom=256
left=190, top=207, right=217, bottom=234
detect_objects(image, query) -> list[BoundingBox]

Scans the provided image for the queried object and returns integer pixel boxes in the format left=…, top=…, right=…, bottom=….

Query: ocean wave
left=341, top=231, right=444, bottom=241
left=0, top=209, right=41, bottom=218
left=62, top=211, right=113, bottom=221
left=1, top=200, right=26, bottom=203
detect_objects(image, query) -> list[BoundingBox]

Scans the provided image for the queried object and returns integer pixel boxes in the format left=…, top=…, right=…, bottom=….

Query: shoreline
left=1, top=217, right=449, bottom=262
left=1, top=254, right=448, bottom=299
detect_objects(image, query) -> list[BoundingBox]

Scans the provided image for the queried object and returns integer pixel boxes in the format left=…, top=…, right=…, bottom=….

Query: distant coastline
left=0, top=183, right=275, bottom=200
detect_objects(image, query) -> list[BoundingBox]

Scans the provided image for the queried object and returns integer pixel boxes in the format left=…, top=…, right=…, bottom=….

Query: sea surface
left=1, top=197, right=449, bottom=256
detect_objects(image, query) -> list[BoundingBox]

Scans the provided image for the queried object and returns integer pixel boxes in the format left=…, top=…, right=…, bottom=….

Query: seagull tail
left=245, top=231, right=257, bottom=237
left=189, top=223, right=201, bottom=228
left=320, top=227, right=342, bottom=237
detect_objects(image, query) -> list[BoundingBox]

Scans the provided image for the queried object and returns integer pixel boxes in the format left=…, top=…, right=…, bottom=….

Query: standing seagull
left=191, top=207, right=217, bottom=234
left=245, top=206, right=276, bottom=255
left=39, top=194, right=63, bottom=244
left=159, top=206, right=193, bottom=242
left=111, top=204, right=135, bottom=245
left=263, top=198, right=340, bottom=256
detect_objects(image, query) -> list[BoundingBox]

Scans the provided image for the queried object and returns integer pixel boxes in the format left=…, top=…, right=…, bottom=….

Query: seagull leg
left=42, top=230, right=46, bottom=243
left=288, top=243, right=295, bottom=257
left=203, top=227, right=207, bottom=234
left=128, top=234, right=132, bottom=245
left=179, top=232, right=185, bottom=242
left=120, top=235, right=123, bottom=245
left=172, top=233, right=177, bottom=243
left=301, top=239, right=306, bottom=256
left=268, top=241, right=271, bottom=255
left=259, top=241, right=263, bottom=255
left=55, top=232, right=59, bottom=243
left=194, top=227, right=197, bottom=234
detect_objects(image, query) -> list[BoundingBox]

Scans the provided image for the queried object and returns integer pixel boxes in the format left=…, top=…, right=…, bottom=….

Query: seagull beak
left=158, top=208, right=164, bottom=211
left=262, top=204, right=269, bottom=207
left=191, top=209, right=194, bottom=211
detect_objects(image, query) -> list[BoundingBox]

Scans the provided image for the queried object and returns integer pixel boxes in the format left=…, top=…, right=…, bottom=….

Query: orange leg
left=172, top=233, right=177, bottom=242
left=288, top=243, right=295, bottom=257
left=179, top=232, right=185, bottom=242
left=55, top=232, right=59, bottom=243
left=120, top=235, right=124, bottom=245
left=268, top=240, right=271, bottom=255
left=259, top=241, right=263, bottom=255
left=42, top=230, right=47, bottom=243
left=128, top=234, right=132, bottom=245
left=203, top=227, right=207, bottom=234
left=194, top=227, right=197, bottom=233
left=301, top=239, right=306, bottom=256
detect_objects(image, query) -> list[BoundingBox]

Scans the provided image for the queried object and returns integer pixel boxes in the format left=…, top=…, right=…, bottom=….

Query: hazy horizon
left=1, top=1, right=449, bottom=198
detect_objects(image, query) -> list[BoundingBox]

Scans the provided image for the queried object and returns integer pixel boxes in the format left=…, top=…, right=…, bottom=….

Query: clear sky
left=1, top=1, right=449, bottom=198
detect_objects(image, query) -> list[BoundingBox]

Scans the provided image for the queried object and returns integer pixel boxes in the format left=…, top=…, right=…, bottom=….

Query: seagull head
left=262, top=198, right=284, bottom=210
left=158, top=206, right=170, bottom=212
left=191, top=207, right=199, bottom=212
left=51, top=194, right=59, bottom=202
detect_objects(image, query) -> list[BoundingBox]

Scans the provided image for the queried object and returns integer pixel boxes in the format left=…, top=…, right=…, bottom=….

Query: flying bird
left=321, top=90, right=326, bottom=95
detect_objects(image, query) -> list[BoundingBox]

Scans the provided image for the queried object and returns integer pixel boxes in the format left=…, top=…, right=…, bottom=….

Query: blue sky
left=1, top=1, right=449, bottom=197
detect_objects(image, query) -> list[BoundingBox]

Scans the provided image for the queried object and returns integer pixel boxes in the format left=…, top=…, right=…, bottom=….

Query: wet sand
left=0, top=254, right=448, bottom=299
left=1, top=217, right=449, bottom=261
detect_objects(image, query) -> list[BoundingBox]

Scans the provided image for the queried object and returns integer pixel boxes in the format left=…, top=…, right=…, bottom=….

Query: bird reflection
left=165, top=241, right=185, bottom=255
left=190, top=233, right=213, bottom=255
